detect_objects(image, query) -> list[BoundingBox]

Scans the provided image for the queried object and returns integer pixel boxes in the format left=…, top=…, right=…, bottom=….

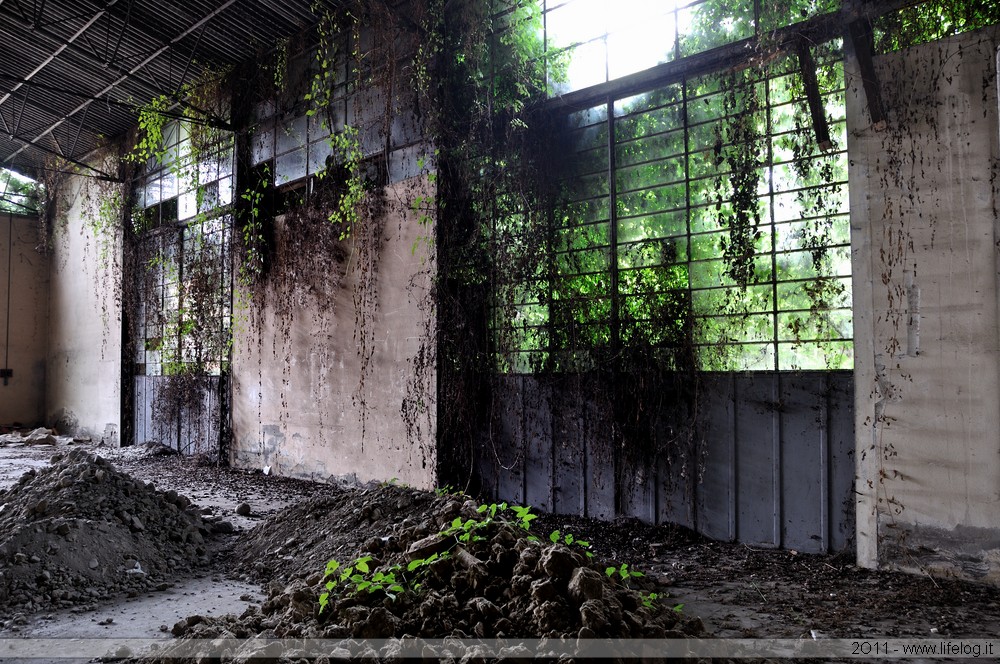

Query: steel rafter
left=0, top=0, right=218, bottom=122
left=0, top=73, right=226, bottom=128
left=4, top=0, right=237, bottom=167
left=3, top=129, right=119, bottom=180
left=0, top=1, right=122, bottom=114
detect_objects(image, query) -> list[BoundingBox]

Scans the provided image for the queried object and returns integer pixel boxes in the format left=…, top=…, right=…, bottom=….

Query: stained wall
left=44, top=176, right=122, bottom=443
left=0, top=213, right=48, bottom=426
left=230, top=175, right=437, bottom=488
left=849, top=28, right=1000, bottom=583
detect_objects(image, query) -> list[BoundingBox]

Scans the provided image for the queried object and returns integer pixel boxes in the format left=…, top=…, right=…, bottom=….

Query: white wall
left=850, top=28, right=1000, bottom=584
left=231, top=175, right=437, bottom=488
left=0, top=214, right=48, bottom=425
left=45, top=174, right=122, bottom=443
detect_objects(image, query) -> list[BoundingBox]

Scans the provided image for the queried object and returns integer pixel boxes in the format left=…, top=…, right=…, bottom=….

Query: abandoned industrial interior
left=0, top=0, right=999, bottom=659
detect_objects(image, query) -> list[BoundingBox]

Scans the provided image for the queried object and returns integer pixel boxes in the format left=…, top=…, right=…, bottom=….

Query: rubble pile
left=0, top=448, right=222, bottom=618
left=140, top=486, right=706, bottom=662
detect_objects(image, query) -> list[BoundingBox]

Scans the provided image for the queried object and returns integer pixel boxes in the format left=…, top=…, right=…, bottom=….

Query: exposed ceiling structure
left=0, top=0, right=335, bottom=181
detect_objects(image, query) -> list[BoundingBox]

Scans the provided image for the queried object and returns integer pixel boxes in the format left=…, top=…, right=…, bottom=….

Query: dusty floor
left=0, top=439, right=998, bottom=662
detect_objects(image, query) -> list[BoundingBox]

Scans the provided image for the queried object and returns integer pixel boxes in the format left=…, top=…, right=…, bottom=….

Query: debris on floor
left=134, top=485, right=708, bottom=663
left=0, top=427, right=73, bottom=447
left=0, top=448, right=225, bottom=621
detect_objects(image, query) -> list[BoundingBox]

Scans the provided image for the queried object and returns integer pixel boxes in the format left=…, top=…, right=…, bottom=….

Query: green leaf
left=388, top=584, right=405, bottom=594
left=549, top=530, right=560, bottom=543
left=605, top=567, right=616, bottom=577
left=355, top=557, right=371, bottom=573
left=477, top=504, right=489, bottom=513
left=407, top=559, right=424, bottom=572
left=564, top=534, right=575, bottom=545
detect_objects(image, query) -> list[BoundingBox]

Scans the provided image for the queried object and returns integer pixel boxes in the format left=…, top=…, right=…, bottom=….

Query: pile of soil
left=0, top=448, right=224, bottom=618
left=140, top=485, right=707, bottom=662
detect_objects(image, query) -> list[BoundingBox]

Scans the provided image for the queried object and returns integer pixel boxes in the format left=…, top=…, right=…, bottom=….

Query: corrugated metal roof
left=0, top=0, right=339, bottom=180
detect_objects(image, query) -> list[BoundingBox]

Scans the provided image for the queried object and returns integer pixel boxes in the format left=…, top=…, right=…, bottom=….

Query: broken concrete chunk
left=568, top=566, right=604, bottom=604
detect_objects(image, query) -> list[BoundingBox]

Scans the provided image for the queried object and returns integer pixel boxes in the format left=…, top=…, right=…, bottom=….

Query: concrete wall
left=231, top=174, right=437, bottom=488
left=849, top=29, right=1000, bottom=583
left=45, top=175, right=122, bottom=443
left=0, top=213, right=48, bottom=426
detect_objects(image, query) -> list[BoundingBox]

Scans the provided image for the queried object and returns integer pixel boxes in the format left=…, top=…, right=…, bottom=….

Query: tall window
left=494, top=42, right=850, bottom=372
left=133, top=119, right=235, bottom=378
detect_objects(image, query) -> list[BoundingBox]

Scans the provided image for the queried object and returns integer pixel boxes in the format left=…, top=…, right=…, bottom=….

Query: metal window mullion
left=763, top=68, right=779, bottom=373
left=682, top=77, right=693, bottom=368
left=607, top=98, right=620, bottom=353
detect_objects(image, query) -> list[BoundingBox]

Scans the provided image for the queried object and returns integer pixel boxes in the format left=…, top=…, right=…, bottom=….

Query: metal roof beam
left=0, top=0, right=217, bottom=119
left=0, top=73, right=226, bottom=128
left=5, top=0, right=237, bottom=166
left=3, top=130, right=120, bottom=181
left=0, top=1, right=121, bottom=113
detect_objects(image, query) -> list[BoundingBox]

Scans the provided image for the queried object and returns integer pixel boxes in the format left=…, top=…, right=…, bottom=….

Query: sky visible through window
left=545, top=0, right=743, bottom=93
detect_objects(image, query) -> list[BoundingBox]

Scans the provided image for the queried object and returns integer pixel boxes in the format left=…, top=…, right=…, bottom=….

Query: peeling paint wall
left=0, top=214, right=48, bottom=426
left=45, top=176, right=122, bottom=444
left=849, top=28, right=1000, bottom=584
left=231, top=175, right=437, bottom=489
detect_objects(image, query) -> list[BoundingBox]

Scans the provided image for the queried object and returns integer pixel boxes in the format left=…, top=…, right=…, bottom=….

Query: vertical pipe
left=3, top=212, right=12, bottom=387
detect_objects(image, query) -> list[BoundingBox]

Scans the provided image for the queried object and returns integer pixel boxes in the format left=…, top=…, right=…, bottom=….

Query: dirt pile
left=0, top=448, right=222, bottom=619
left=138, top=485, right=706, bottom=662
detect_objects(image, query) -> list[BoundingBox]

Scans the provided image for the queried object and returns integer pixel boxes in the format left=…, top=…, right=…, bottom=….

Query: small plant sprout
left=605, top=562, right=645, bottom=583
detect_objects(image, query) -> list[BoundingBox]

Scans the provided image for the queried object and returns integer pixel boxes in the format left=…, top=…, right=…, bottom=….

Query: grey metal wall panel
left=584, top=379, right=615, bottom=520
left=495, top=376, right=525, bottom=506
left=523, top=378, right=554, bottom=513
left=134, top=376, right=149, bottom=446
left=658, top=452, right=695, bottom=529
left=827, top=372, right=855, bottom=552
left=734, top=374, right=779, bottom=547
left=177, top=377, right=221, bottom=457
left=779, top=373, right=826, bottom=553
left=478, top=370, right=855, bottom=554
left=696, top=374, right=735, bottom=541
left=551, top=376, right=586, bottom=515
left=620, top=452, right=656, bottom=522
